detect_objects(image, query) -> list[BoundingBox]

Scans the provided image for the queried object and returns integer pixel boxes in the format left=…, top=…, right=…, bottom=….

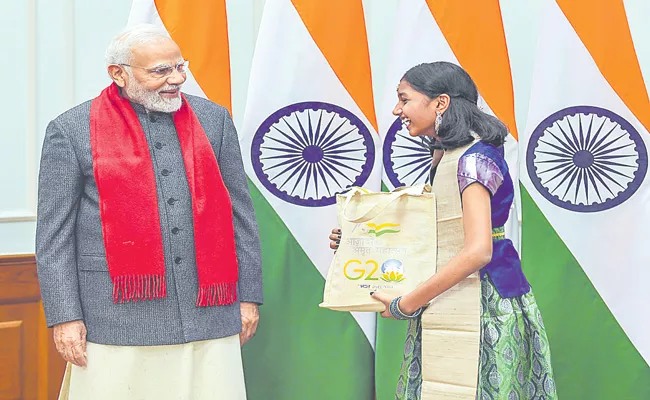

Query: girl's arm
left=398, top=182, right=493, bottom=315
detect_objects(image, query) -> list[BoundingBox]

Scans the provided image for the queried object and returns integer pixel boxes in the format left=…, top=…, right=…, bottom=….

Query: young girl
left=330, top=62, right=557, bottom=399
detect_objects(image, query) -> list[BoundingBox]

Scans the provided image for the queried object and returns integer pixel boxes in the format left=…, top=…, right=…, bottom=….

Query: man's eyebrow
left=147, top=63, right=170, bottom=69
left=150, top=61, right=185, bottom=68
left=149, top=60, right=185, bottom=68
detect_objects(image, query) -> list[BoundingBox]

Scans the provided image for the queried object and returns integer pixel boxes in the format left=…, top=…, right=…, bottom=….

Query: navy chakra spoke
left=527, top=106, right=647, bottom=212
left=251, top=102, right=374, bottom=207
left=383, top=117, right=434, bottom=187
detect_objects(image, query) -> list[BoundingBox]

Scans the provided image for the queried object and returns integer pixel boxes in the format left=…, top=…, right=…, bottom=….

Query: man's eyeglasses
left=119, top=60, right=189, bottom=79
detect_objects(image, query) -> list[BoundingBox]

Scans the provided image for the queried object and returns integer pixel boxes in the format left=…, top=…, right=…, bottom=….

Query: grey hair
left=105, top=23, right=170, bottom=66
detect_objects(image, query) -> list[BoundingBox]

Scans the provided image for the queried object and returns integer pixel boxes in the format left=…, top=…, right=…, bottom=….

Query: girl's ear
left=436, top=94, right=451, bottom=114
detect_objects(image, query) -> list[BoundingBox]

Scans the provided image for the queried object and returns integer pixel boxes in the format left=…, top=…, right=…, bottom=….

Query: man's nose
left=167, top=69, right=186, bottom=85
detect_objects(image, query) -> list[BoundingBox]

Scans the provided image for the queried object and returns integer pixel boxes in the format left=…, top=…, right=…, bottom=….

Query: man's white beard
left=125, top=78, right=183, bottom=113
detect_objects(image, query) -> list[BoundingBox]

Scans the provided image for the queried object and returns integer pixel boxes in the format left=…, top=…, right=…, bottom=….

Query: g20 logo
left=343, top=259, right=380, bottom=281
left=343, top=259, right=405, bottom=282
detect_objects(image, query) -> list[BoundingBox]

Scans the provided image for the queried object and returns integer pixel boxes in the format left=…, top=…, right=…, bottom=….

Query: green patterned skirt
left=396, top=276, right=557, bottom=400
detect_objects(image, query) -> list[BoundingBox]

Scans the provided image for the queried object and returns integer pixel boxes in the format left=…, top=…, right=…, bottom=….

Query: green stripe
left=242, top=180, right=374, bottom=400
left=370, top=229, right=401, bottom=237
left=521, top=186, right=650, bottom=399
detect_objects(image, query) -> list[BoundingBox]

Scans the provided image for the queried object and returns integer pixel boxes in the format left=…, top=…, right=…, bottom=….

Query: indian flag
left=240, top=0, right=382, bottom=398
left=128, top=0, right=380, bottom=398
left=520, top=1, right=650, bottom=398
left=368, top=223, right=401, bottom=237
left=375, top=1, right=518, bottom=397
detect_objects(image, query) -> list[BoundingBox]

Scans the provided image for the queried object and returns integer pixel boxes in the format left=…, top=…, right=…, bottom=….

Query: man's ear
left=107, top=65, right=128, bottom=88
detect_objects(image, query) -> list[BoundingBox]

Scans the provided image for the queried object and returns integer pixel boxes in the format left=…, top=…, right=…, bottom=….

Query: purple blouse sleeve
left=457, top=153, right=504, bottom=196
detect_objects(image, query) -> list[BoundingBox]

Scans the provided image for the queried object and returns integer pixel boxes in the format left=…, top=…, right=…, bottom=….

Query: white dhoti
left=59, top=335, right=246, bottom=400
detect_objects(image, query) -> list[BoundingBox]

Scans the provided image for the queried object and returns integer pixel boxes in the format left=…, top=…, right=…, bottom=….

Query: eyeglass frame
left=118, top=60, right=189, bottom=79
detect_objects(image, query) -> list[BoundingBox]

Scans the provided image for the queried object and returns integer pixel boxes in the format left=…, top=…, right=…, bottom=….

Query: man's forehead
left=131, top=38, right=183, bottom=66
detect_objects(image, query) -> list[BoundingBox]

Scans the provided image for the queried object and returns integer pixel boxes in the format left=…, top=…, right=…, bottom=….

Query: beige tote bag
left=319, top=185, right=437, bottom=312
left=421, top=142, right=481, bottom=400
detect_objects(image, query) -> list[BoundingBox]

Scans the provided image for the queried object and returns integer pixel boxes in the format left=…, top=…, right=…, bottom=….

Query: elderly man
left=36, top=24, right=262, bottom=399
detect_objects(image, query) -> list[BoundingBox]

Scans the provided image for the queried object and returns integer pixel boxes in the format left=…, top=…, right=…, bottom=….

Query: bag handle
left=341, top=184, right=430, bottom=223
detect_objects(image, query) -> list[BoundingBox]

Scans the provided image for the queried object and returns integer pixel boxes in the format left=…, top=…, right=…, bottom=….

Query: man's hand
left=53, top=320, right=87, bottom=367
left=240, top=302, right=259, bottom=346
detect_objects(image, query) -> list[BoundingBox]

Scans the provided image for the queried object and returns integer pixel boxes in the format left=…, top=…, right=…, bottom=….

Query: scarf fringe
left=196, top=282, right=237, bottom=307
left=112, top=274, right=167, bottom=303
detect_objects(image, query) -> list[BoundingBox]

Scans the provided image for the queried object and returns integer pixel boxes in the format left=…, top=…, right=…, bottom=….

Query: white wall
left=1, top=0, right=648, bottom=254
left=1, top=0, right=129, bottom=253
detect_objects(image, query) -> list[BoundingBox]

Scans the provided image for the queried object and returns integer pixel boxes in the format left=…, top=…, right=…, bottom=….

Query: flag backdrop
left=239, top=0, right=383, bottom=398
left=519, top=1, right=650, bottom=399
left=126, top=1, right=650, bottom=398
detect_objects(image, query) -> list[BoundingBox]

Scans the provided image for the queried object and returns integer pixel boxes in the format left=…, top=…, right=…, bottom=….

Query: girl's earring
left=434, top=111, right=442, bottom=135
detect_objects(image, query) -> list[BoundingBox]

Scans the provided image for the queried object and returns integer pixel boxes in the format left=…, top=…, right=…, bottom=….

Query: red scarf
left=89, top=83, right=238, bottom=306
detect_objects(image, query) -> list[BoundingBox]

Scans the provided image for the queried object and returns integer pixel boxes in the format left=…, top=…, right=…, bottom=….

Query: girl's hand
left=329, top=228, right=341, bottom=251
left=370, top=292, right=395, bottom=319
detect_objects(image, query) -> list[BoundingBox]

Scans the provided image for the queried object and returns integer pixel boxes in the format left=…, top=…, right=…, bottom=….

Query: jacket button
left=161, top=169, right=170, bottom=176
left=167, top=198, right=177, bottom=205
left=174, top=257, right=182, bottom=264
left=155, top=142, right=163, bottom=150
left=171, top=227, right=180, bottom=235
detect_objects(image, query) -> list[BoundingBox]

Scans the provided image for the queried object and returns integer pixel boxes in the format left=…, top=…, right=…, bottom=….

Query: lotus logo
left=380, top=259, right=405, bottom=282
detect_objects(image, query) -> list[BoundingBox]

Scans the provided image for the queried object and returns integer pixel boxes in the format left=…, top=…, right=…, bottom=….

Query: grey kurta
left=36, top=94, right=263, bottom=346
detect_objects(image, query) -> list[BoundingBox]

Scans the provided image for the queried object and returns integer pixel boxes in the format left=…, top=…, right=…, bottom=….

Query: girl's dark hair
left=402, top=61, right=508, bottom=149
